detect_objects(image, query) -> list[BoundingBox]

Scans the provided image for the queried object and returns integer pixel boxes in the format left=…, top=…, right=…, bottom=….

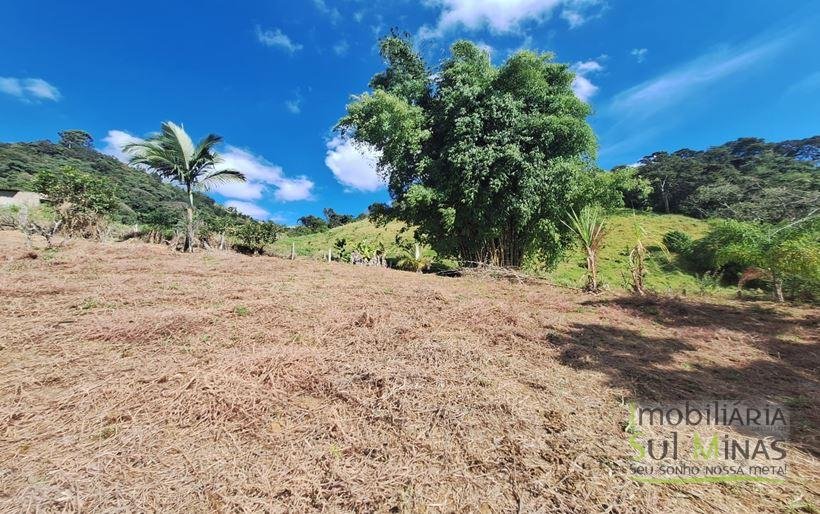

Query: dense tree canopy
left=34, top=166, right=116, bottom=213
left=323, top=207, right=355, bottom=228
left=58, top=130, right=94, bottom=150
left=630, top=137, right=819, bottom=223
left=338, top=36, right=604, bottom=267
left=297, top=214, right=329, bottom=232
left=233, top=220, right=283, bottom=255
left=34, top=166, right=118, bottom=236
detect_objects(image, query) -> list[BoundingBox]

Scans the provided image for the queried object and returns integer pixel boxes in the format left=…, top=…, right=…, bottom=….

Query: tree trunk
left=772, top=273, right=785, bottom=302
left=660, top=178, right=670, bottom=213
left=586, top=248, right=598, bottom=292
left=185, top=187, right=195, bottom=253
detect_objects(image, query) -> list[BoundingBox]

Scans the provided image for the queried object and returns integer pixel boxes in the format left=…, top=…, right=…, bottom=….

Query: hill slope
left=0, top=140, right=238, bottom=225
left=1, top=231, right=816, bottom=511
left=273, top=210, right=717, bottom=293
left=549, top=211, right=711, bottom=292
left=273, top=220, right=428, bottom=259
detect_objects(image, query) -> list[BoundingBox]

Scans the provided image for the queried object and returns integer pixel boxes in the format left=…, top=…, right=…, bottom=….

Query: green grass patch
left=272, top=220, right=434, bottom=260
left=272, top=211, right=734, bottom=295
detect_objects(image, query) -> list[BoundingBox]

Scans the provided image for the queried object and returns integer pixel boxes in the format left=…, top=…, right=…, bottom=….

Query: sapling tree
left=563, top=206, right=607, bottom=292
left=624, top=222, right=669, bottom=296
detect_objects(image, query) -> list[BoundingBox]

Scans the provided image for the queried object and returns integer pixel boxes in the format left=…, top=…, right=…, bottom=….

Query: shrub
left=694, top=219, right=819, bottom=302
left=662, top=230, right=693, bottom=255
left=234, top=221, right=282, bottom=255
left=33, top=166, right=117, bottom=238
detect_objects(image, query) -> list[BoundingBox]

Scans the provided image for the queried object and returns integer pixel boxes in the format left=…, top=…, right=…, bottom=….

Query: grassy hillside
left=549, top=211, right=712, bottom=292
left=275, top=211, right=720, bottom=293
left=273, top=220, right=434, bottom=259
left=0, top=140, right=239, bottom=225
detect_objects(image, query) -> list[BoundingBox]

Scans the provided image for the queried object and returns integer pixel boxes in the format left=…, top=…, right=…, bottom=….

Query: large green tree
left=338, top=36, right=599, bottom=267
left=125, top=122, right=246, bottom=252
left=58, top=130, right=94, bottom=150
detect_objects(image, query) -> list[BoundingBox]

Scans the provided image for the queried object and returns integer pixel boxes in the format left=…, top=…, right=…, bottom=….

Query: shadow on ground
left=549, top=295, right=819, bottom=454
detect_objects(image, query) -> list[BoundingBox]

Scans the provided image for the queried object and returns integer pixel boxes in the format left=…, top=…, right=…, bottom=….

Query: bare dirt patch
left=1, top=232, right=817, bottom=512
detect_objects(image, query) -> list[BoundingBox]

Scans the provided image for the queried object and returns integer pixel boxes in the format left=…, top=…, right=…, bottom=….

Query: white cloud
left=312, top=0, right=341, bottom=23
left=573, top=59, right=603, bottom=74
left=560, top=0, right=604, bottom=28
left=631, top=48, right=648, bottom=63
left=215, top=180, right=266, bottom=200
left=224, top=200, right=271, bottom=220
left=559, top=9, right=587, bottom=28
left=0, top=77, right=61, bottom=102
left=217, top=146, right=314, bottom=202
left=571, top=75, right=597, bottom=102
left=571, top=59, right=604, bottom=102
left=0, top=78, right=23, bottom=97
left=333, top=39, right=350, bottom=56
left=418, top=0, right=604, bottom=38
left=22, top=79, right=61, bottom=101
left=559, top=10, right=583, bottom=28
left=609, top=36, right=791, bottom=120
left=255, top=26, right=303, bottom=53
left=100, top=130, right=143, bottom=162
left=273, top=177, right=316, bottom=201
left=324, top=135, right=384, bottom=192
left=284, top=89, right=303, bottom=114
left=284, top=99, right=301, bottom=114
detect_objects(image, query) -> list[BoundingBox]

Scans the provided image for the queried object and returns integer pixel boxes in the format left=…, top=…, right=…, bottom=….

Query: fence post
left=291, top=242, right=295, bottom=260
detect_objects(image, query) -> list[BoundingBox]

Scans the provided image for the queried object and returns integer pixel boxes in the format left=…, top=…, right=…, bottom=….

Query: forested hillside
left=0, top=139, right=241, bottom=225
left=626, top=136, right=819, bottom=222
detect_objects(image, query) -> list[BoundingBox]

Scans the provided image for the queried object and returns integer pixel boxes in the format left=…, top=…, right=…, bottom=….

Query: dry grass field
left=0, top=231, right=817, bottom=512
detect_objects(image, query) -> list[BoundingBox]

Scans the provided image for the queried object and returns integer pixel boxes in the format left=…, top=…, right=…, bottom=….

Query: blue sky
left=1, top=0, right=818, bottom=224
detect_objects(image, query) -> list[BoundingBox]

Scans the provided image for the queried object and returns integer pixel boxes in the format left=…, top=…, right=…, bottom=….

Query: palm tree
left=125, top=122, right=246, bottom=252
left=563, top=206, right=607, bottom=292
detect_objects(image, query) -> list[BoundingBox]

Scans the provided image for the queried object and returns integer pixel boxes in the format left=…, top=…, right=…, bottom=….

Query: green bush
left=34, top=166, right=117, bottom=214
left=692, top=219, right=819, bottom=301
left=233, top=221, right=282, bottom=255
left=662, top=230, right=693, bottom=255
left=33, top=167, right=118, bottom=238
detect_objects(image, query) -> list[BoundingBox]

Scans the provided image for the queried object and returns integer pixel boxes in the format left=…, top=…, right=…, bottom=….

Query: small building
left=0, top=189, right=45, bottom=209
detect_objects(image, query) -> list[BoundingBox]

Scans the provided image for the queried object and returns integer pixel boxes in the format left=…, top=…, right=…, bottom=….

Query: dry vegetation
left=0, top=231, right=817, bottom=512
